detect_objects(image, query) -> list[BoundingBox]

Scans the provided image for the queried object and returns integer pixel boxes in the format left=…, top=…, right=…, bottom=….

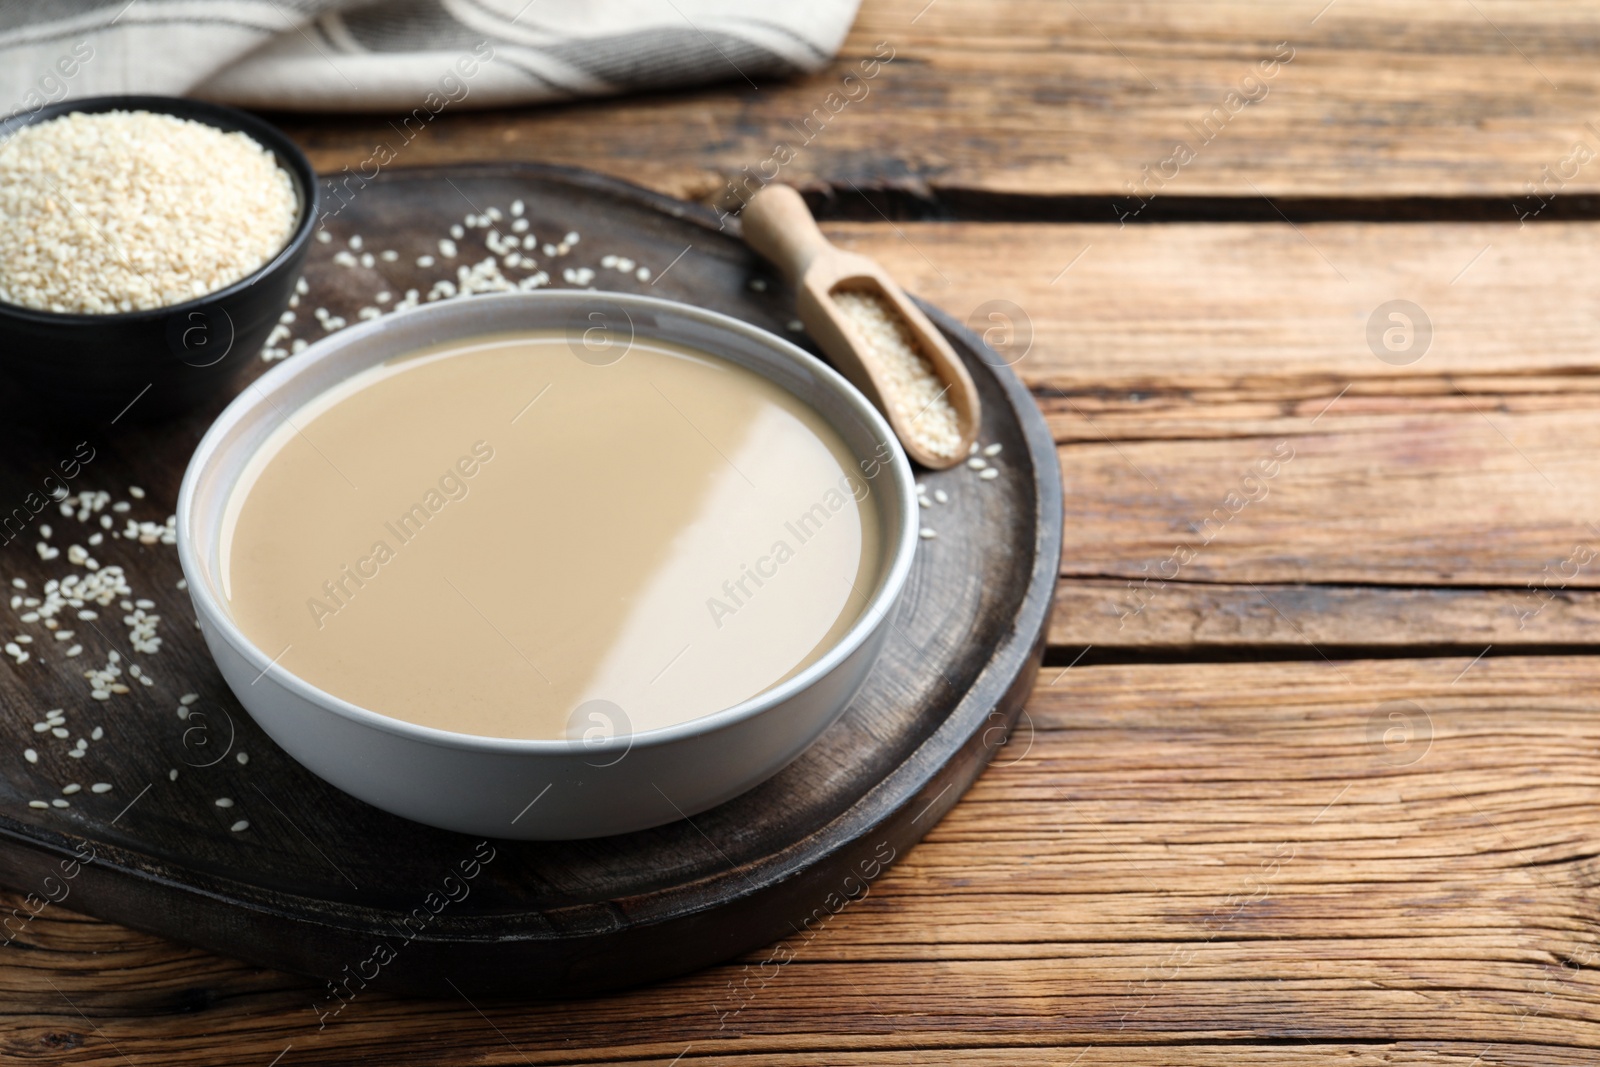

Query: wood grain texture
left=5, top=657, right=1600, bottom=1065
left=1050, top=580, right=1600, bottom=652
left=276, top=1, right=1600, bottom=203
left=1054, top=407, right=1599, bottom=587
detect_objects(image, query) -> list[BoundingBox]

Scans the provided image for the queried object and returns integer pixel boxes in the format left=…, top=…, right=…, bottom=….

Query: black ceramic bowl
left=0, top=95, right=317, bottom=422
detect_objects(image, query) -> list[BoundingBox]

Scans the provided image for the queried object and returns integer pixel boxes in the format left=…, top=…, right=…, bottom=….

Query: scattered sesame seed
left=230, top=819, right=249, bottom=832
left=180, top=693, right=198, bottom=705
left=168, top=768, right=179, bottom=781
left=920, top=528, right=938, bottom=539
left=24, top=748, right=36, bottom=763
left=967, top=457, right=988, bottom=470
left=983, top=443, right=1003, bottom=457
left=51, top=799, right=68, bottom=808
left=934, top=489, right=949, bottom=504
left=979, top=468, right=999, bottom=480
left=316, top=229, right=332, bottom=243
left=28, top=800, right=47, bottom=809
left=92, top=783, right=112, bottom=793
left=61, top=784, right=80, bottom=795
left=215, top=797, right=234, bottom=808
left=236, top=752, right=249, bottom=765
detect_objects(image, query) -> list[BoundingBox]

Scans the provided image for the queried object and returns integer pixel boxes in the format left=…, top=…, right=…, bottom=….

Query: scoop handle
left=740, top=184, right=832, bottom=288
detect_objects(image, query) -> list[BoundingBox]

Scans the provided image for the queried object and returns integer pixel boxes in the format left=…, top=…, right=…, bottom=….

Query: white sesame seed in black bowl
left=0, top=95, right=318, bottom=424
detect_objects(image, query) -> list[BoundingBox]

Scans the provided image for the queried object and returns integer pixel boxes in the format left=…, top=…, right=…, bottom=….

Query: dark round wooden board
left=0, top=164, right=1062, bottom=997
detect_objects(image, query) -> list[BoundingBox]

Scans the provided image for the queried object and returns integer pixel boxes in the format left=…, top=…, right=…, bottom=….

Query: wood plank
left=823, top=221, right=1600, bottom=395
left=276, top=1, right=1600, bottom=203
left=1049, top=580, right=1600, bottom=651
left=1051, top=405, right=1600, bottom=588
left=5, top=657, right=1600, bottom=1063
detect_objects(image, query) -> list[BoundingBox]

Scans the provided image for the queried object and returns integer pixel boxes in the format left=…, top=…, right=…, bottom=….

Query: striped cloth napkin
left=0, top=1, right=861, bottom=115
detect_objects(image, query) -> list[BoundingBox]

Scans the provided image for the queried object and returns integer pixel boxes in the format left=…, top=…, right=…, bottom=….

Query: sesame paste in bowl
left=219, top=331, right=881, bottom=740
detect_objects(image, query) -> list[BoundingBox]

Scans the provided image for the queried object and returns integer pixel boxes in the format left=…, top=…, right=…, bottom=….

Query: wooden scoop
left=740, top=184, right=980, bottom=469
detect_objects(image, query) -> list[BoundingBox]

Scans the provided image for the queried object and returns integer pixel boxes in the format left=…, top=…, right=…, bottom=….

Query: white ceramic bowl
left=177, top=292, right=918, bottom=839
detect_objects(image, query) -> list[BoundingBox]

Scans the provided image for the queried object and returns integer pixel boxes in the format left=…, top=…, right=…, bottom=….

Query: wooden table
left=9, top=1, right=1600, bottom=1062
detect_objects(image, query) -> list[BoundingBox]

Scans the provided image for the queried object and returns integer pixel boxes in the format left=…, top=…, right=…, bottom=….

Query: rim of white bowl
left=177, top=290, right=921, bottom=755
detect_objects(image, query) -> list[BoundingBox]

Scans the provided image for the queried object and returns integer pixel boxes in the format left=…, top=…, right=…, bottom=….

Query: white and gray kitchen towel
left=0, top=0, right=861, bottom=114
